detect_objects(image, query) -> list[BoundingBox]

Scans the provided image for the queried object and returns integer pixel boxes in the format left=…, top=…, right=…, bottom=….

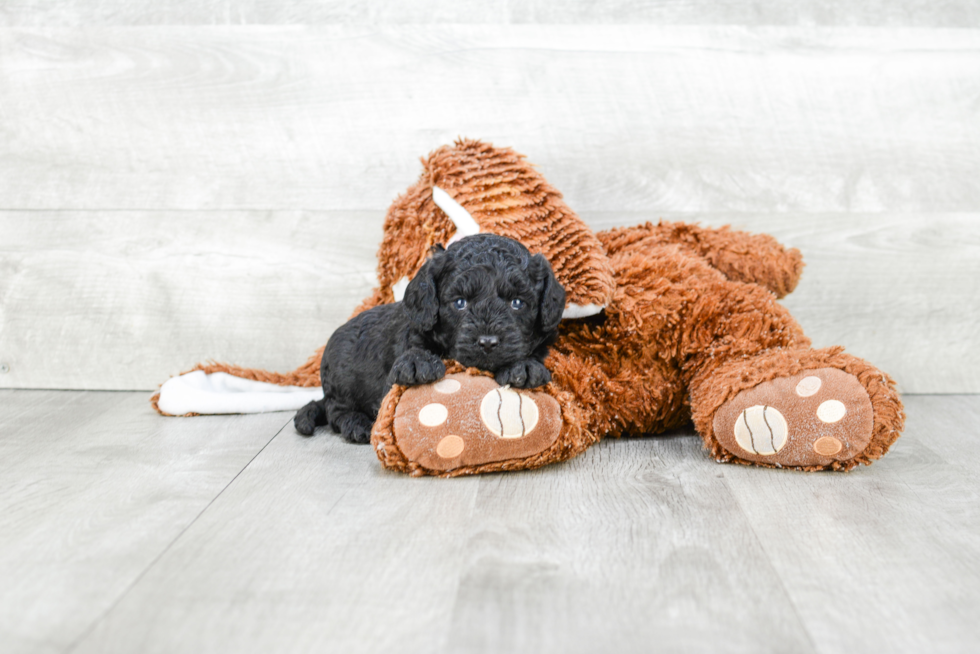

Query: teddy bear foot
left=387, top=373, right=563, bottom=474
left=712, top=368, right=875, bottom=469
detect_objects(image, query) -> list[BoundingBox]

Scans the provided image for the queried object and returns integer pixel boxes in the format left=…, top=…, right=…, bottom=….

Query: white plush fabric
left=157, top=370, right=323, bottom=415
left=391, top=276, right=411, bottom=302
left=561, top=302, right=605, bottom=319
left=432, top=185, right=481, bottom=245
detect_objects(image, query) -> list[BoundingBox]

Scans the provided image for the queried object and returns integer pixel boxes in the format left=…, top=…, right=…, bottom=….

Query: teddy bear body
left=369, top=141, right=903, bottom=476
left=158, top=139, right=904, bottom=476
left=549, top=222, right=809, bottom=442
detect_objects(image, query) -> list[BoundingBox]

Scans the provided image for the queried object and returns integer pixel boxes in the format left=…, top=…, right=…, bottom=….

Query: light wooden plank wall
left=2, top=211, right=976, bottom=393
left=2, top=27, right=979, bottom=213
left=1, top=19, right=978, bottom=393
left=2, top=1, right=979, bottom=27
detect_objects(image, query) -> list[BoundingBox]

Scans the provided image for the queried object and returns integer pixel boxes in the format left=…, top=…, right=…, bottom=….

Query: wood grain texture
left=71, top=412, right=483, bottom=654
left=905, top=394, right=980, bottom=468
left=2, top=1, right=979, bottom=27
left=722, top=394, right=980, bottom=653
left=30, top=392, right=972, bottom=654
left=2, top=391, right=978, bottom=653
left=69, top=419, right=814, bottom=654
left=1, top=26, right=979, bottom=214
left=0, top=211, right=382, bottom=391
left=0, top=389, right=290, bottom=654
left=1, top=212, right=974, bottom=393
left=443, top=437, right=814, bottom=654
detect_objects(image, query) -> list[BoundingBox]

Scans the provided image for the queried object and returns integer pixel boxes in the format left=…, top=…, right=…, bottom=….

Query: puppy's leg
left=294, top=398, right=328, bottom=436
left=334, top=410, right=376, bottom=444
left=495, top=359, right=552, bottom=389
left=388, top=348, right=446, bottom=386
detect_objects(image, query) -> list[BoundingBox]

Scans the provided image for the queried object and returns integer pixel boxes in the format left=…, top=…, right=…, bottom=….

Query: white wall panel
left=0, top=212, right=381, bottom=390
left=2, top=1, right=979, bottom=27
left=0, top=27, right=978, bottom=214
left=1, top=211, right=975, bottom=393
left=0, top=21, right=976, bottom=392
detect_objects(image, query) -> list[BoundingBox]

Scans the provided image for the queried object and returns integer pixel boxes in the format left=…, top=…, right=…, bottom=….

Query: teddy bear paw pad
left=392, top=373, right=561, bottom=472
left=713, top=368, right=874, bottom=468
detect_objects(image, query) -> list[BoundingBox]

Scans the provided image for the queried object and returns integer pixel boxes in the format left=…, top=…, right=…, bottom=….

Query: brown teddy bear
left=360, top=140, right=905, bottom=476
left=155, top=139, right=904, bottom=477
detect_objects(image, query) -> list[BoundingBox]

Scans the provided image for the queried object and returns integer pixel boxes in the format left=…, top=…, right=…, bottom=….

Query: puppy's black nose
left=478, top=335, right=499, bottom=351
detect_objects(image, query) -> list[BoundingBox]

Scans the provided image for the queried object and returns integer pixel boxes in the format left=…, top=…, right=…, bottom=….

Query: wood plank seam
left=61, top=416, right=292, bottom=654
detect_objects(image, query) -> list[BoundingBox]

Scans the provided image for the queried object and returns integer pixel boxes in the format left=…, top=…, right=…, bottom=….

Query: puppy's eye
left=453, top=298, right=467, bottom=310
left=510, top=298, right=525, bottom=310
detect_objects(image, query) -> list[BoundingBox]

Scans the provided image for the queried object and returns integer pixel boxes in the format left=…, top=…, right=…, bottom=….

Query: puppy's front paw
left=495, top=359, right=551, bottom=389
left=389, top=349, right=447, bottom=386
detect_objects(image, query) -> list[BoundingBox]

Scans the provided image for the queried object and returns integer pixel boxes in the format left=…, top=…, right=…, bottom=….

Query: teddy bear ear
left=373, top=139, right=615, bottom=319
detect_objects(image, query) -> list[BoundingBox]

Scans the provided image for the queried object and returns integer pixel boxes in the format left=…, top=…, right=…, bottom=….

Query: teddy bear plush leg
left=594, top=223, right=904, bottom=470
left=689, top=347, right=905, bottom=470
left=673, top=265, right=906, bottom=472
left=599, top=220, right=805, bottom=299
left=371, top=365, right=597, bottom=477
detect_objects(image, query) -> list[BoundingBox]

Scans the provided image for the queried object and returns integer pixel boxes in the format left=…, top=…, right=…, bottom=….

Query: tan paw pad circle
left=795, top=376, right=822, bottom=397
left=813, top=436, right=843, bottom=456
left=436, top=435, right=465, bottom=458
left=418, top=403, right=449, bottom=427
left=733, top=405, right=788, bottom=456
left=817, top=400, right=847, bottom=423
left=434, top=379, right=461, bottom=394
left=480, top=387, right=539, bottom=438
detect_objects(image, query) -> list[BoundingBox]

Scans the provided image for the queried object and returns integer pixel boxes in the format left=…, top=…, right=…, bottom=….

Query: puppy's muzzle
left=478, top=335, right=499, bottom=352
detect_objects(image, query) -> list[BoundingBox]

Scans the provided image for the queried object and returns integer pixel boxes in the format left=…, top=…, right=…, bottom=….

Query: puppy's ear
left=531, top=254, right=566, bottom=334
left=403, top=252, right=447, bottom=332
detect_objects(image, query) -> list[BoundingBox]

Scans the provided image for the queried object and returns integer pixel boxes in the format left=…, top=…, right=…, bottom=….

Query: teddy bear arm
left=371, top=364, right=596, bottom=477
left=691, top=225, right=804, bottom=299
left=598, top=221, right=804, bottom=299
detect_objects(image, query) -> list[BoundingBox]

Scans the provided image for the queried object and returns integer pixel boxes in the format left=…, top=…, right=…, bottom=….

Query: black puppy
left=293, top=234, right=566, bottom=443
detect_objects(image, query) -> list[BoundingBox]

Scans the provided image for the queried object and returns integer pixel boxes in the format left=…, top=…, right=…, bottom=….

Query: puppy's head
left=403, top=234, right=565, bottom=372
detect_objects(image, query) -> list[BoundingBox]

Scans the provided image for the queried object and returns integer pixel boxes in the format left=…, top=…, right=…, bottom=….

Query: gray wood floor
left=2, top=391, right=977, bottom=654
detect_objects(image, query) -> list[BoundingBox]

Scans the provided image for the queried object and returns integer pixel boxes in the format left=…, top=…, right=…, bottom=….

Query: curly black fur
left=294, top=234, right=566, bottom=443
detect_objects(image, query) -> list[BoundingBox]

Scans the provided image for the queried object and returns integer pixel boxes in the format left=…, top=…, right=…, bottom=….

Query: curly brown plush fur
left=373, top=217, right=904, bottom=476
left=155, top=139, right=904, bottom=476
left=369, top=142, right=904, bottom=476
left=355, top=138, right=616, bottom=316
